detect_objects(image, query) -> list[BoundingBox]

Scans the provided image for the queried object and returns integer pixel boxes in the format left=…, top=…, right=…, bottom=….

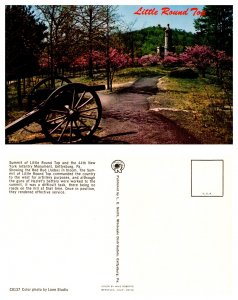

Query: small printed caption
left=9, top=160, right=96, bottom=194
left=9, top=287, right=68, bottom=293
left=101, top=285, right=134, bottom=292
left=116, top=175, right=120, bottom=283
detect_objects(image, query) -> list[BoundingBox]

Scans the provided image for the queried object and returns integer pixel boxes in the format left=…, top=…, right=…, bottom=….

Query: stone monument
left=164, top=24, right=173, bottom=57
left=157, top=24, right=173, bottom=58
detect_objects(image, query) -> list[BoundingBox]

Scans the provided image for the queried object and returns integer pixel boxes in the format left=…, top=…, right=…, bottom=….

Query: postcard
left=1, top=1, right=237, bottom=300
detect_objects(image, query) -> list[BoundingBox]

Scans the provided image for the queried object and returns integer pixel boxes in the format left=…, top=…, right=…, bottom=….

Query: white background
left=1, top=1, right=237, bottom=300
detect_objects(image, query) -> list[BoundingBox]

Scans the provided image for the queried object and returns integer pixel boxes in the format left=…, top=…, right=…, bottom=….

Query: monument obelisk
left=164, top=24, right=172, bottom=57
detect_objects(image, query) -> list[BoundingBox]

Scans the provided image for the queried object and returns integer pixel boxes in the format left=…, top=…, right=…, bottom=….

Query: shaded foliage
left=194, top=5, right=233, bottom=55
left=5, top=5, right=46, bottom=80
left=35, top=5, right=78, bottom=76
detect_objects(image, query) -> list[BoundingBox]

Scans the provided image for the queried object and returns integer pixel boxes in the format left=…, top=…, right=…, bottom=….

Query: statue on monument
left=157, top=24, right=174, bottom=58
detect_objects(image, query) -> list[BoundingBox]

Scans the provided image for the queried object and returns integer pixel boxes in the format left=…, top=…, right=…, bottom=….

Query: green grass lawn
left=150, top=75, right=232, bottom=143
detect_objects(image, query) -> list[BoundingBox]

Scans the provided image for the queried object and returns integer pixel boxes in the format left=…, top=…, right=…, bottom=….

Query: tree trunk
left=17, top=78, right=22, bottom=107
left=106, top=59, right=110, bottom=90
left=23, top=77, right=26, bottom=96
left=106, top=7, right=110, bottom=89
left=88, top=53, right=93, bottom=78
left=88, top=7, right=94, bottom=79
left=5, top=81, right=9, bottom=120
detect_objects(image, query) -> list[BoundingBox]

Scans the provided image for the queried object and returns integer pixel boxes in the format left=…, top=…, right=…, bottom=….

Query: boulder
left=169, top=68, right=198, bottom=79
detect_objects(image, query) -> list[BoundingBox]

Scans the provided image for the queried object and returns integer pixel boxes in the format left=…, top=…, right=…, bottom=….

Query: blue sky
left=117, top=5, right=205, bottom=33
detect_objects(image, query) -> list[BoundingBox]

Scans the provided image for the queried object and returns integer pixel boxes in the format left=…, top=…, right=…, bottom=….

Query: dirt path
left=93, top=77, right=200, bottom=144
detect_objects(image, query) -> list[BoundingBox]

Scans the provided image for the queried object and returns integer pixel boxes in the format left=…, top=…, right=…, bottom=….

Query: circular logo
left=111, top=160, right=125, bottom=173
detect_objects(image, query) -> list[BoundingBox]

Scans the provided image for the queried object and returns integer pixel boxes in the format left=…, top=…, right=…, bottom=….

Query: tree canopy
left=5, top=5, right=46, bottom=80
left=194, top=5, right=233, bottom=55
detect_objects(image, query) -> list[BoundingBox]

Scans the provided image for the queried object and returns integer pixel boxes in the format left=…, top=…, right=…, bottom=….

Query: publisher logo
left=111, top=160, right=125, bottom=173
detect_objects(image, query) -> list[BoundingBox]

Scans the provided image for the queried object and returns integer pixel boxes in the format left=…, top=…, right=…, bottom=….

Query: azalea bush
left=38, top=54, right=49, bottom=69
left=72, top=51, right=106, bottom=70
left=162, top=52, right=180, bottom=67
left=138, top=54, right=160, bottom=66
left=107, top=48, right=132, bottom=90
left=213, top=50, right=232, bottom=83
left=161, top=46, right=214, bottom=76
left=179, top=45, right=214, bottom=77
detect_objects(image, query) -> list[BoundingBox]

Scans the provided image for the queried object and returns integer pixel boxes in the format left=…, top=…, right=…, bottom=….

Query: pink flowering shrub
left=138, top=54, right=160, bottom=66
left=162, top=52, right=180, bottom=67
left=72, top=51, right=106, bottom=70
left=213, top=50, right=232, bottom=70
left=38, top=54, right=49, bottom=69
left=109, top=48, right=131, bottom=69
left=179, top=45, right=214, bottom=77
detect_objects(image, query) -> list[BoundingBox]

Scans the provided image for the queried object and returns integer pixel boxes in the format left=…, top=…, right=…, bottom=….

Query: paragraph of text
left=9, top=160, right=96, bottom=195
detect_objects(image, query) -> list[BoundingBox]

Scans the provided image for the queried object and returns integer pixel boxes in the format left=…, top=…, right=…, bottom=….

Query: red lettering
left=161, top=7, right=189, bottom=16
left=134, top=7, right=158, bottom=16
left=134, top=7, right=143, bottom=15
left=135, top=6, right=205, bottom=17
left=190, top=7, right=206, bottom=16
left=191, top=7, right=200, bottom=16
left=161, top=7, right=170, bottom=15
